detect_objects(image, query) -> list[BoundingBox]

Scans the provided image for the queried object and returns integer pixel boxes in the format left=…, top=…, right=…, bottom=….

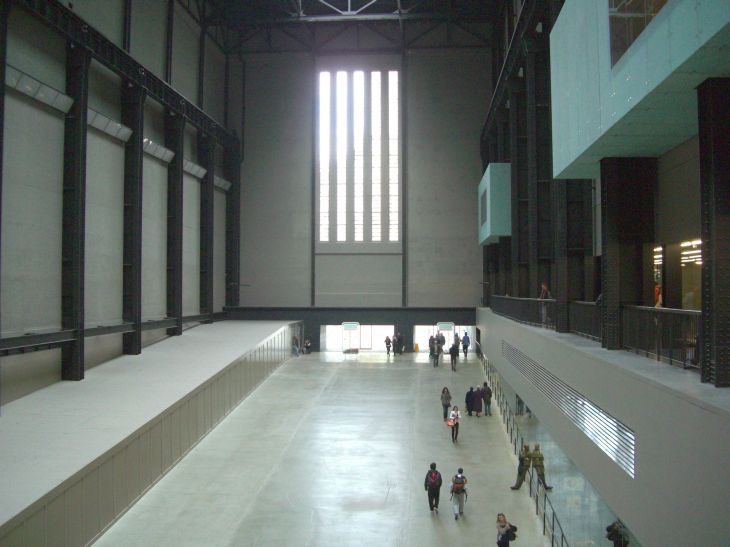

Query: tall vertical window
left=371, top=71, right=382, bottom=242
left=336, top=71, right=348, bottom=242
left=319, top=72, right=330, bottom=242
left=318, top=68, right=400, bottom=245
left=388, top=71, right=399, bottom=242
left=353, top=71, right=364, bottom=241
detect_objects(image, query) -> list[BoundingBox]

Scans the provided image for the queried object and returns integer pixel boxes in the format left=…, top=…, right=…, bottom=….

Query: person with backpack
left=450, top=468, right=467, bottom=520
left=424, top=462, right=443, bottom=513
left=497, top=512, right=517, bottom=546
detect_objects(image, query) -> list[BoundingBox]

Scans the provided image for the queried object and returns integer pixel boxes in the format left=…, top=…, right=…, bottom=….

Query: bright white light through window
left=388, top=71, right=399, bottom=242
left=336, top=71, right=347, bottom=242
left=318, top=69, right=399, bottom=244
left=371, top=71, right=382, bottom=242
left=353, top=71, right=364, bottom=241
left=319, top=72, right=330, bottom=242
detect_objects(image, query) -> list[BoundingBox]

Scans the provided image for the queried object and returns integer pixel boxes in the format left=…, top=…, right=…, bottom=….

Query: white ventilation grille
left=502, top=341, right=636, bottom=478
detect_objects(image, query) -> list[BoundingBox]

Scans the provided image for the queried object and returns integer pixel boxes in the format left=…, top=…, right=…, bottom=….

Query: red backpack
left=452, top=475, right=466, bottom=493
left=427, top=471, right=440, bottom=488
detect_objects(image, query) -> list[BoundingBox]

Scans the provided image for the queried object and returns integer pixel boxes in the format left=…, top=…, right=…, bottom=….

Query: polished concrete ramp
left=97, top=352, right=546, bottom=547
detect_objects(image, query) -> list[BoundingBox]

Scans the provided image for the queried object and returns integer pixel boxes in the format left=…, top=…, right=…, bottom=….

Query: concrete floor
left=96, top=352, right=548, bottom=547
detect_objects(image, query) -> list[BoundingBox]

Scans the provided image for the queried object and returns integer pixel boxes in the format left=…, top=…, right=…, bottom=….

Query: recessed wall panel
left=1, top=93, right=64, bottom=335
left=182, top=174, right=201, bottom=316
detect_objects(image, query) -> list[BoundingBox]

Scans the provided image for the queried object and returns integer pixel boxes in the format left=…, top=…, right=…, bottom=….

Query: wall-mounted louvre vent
left=502, top=340, right=636, bottom=478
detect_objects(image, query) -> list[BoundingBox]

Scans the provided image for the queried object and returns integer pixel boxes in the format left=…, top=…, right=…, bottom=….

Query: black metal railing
left=478, top=346, right=570, bottom=547
left=491, top=295, right=556, bottom=329
left=621, top=306, right=700, bottom=370
left=568, top=301, right=602, bottom=341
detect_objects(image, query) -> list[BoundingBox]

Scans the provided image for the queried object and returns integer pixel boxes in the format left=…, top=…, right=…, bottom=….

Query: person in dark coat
left=449, top=343, right=459, bottom=371
left=483, top=382, right=493, bottom=416
left=424, top=462, right=443, bottom=512
left=473, top=386, right=483, bottom=417
left=465, top=387, right=475, bottom=416
left=605, top=520, right=629, bottom=546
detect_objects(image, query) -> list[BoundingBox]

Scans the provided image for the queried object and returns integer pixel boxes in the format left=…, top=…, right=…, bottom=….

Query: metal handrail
left=477, top=343, right=570, bottom=547
left=491, top=295, right=557, bottom=330
left=621, top=305, right=700, bottom=370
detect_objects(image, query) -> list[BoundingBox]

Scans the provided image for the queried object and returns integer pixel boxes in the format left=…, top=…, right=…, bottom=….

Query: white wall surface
left=85, top=130, right=124, bottom=326
left=406, top=49, right=489, bottom=307
left=141, top=157, right=168, bottom=321
left=240, top=53, right=313, bottom=307
left=213, top=189, right=226, bottom=312
left=182, top=175, right=201, bottom=316
left=315, top=255, right=401, bottom=307
left=477, top=308, right=730, bottom=546
left=89, top=60, right=122, bottom=120
left=130, top=0, right=167, bottom=80
left=172, top=3, right=199, bottom=105
left=7, top=9, right=65, bottom=90
left=656, top=136, right=700, bottom=244
left=1, top=93, right=64, bottom=335
left=65, top=0, right=124, bottom=46
left=204, top=36, right=226, bottom=125
left=0, top=350, right=61, bottom=405
left=227, top=57, right=244, bottom=136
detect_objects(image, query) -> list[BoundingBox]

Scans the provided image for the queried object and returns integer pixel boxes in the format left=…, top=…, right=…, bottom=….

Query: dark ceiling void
left=180, top=0, right=499, bottom=54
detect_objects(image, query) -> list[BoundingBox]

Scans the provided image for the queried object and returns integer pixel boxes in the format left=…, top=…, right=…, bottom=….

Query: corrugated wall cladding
left=502, top=340, right=636, bottom=478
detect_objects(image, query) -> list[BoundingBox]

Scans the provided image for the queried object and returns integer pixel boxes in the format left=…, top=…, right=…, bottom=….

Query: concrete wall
left=655, top=136, right=700, bottom=244
left=550, top=0, right=730, bottom=178
left=240, top=53, right=314, bottom=307
left=477, top=308, right=730, bottom=546
left=240, top=48, right=489, bottom=308
left=0, top=2, right=237, bottom=405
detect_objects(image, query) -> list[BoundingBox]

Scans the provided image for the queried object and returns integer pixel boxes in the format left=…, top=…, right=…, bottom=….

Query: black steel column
left=0, top=0, right=8, bottom=339
left=600, top=158, right=656, bottom=349
left=508, top=78, right=526, bottom=296
left=224, top=141, right=241, bottom=307
left=61, top=43, right=91, bottom=380
left=121, top=83, right=145, bottom=354
left=698, top=78, right=730, bottom=387
left=164, top=0, right=174, bottom=84
left=553, top=179, right=569, bottom=332
left=525, top=46, right=539, bottom=297
left=165, top=111, right=184, bottom=335
left=198, top=131, right=214, bottom=316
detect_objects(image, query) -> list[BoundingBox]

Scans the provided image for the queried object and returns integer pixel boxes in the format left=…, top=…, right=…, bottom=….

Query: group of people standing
left=384, top=332, right=405, bottom=355
left=424, top=462, right=518, bottom=545
left=440, top=382, right=492, bottom=443
left=430, top=331, right=470, bottom=370
left=465, top=384, right=492, bottom=417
